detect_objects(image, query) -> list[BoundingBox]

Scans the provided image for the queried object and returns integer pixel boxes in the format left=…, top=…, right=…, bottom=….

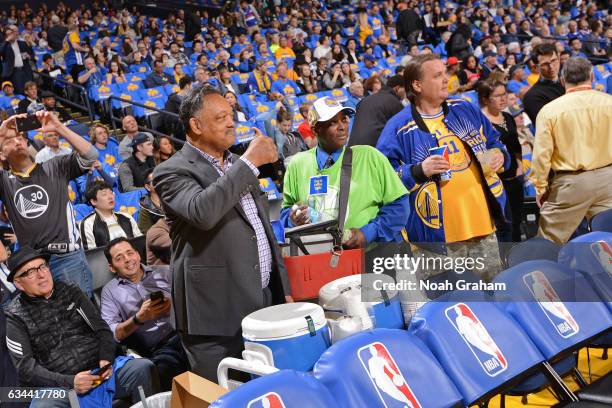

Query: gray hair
left=562, top=57, right=592, bottom=85
left=179, top=85, right=222, bottom=134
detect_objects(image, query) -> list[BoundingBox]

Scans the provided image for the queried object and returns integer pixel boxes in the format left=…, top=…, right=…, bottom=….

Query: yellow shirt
left=448, top=74, right=460, bottom=95
left=62, top=31, right=80, bottom=54
left=423, top=112, right=495, bottom=243
left=274, top=47, right=296, bottom=61
left=531, top=89, right=612, bottom=195
left=527, top=73, right=539, bottom=86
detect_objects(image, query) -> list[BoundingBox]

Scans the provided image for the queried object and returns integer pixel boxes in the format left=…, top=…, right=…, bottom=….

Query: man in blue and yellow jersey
left=63, top=23, right=90, bottom=79
left=377, top=54, right=510, bottom=283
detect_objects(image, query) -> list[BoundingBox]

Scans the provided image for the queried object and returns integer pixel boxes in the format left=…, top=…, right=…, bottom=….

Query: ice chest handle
left=284, top=219, right=338, bottom=256
left=283, top=248, right=364, bottom=301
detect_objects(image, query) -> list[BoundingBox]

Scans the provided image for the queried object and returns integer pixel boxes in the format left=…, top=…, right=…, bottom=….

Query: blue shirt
left=94, top=142, right=122, bottom=168
left=360, top=65, right=378, bottom=79
left=271, top=78, right=301, bottom=96
left=80, top=66, right=107, bottom=90
left=100, top=265, right=174, bottom=351
left=507, top=79, right=529, bottom=94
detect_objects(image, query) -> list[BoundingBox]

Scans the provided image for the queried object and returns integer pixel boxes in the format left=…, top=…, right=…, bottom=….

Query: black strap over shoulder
left=330, top=146, right=353, bottom=251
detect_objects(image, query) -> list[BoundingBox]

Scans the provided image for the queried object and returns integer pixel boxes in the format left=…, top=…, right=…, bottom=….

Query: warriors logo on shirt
left=415, top=182, right=440, bottom=229
left=14, top=185, right=49, bottom=219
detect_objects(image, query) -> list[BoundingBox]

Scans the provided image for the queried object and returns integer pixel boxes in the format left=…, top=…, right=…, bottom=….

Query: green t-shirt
left=282, top=146, right=408, bottom=231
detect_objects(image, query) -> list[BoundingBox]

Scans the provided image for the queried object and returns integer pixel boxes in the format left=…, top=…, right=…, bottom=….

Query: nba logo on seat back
left=590, top=241, right=612, bottom=277
left=247, top=392, right=286, bottom=408
left=445, top=303, right=508, bottom=377
left=523, top=271, right=579, bottom=338
left=357, top=342, right=422, bottom=408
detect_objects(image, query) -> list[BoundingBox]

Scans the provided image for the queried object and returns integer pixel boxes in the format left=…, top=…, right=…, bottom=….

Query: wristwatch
left=132, top=315, right=144, bottom=326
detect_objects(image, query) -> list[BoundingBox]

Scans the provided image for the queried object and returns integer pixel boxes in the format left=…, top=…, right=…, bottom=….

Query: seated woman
left=106, top=61, right=128, bottom=85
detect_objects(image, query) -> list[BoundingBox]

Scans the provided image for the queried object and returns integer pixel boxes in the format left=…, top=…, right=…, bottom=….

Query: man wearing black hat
left=3, top=246, right=158, bottom=407
left=118, top=133, right=156, bottom=192
left=41, top=91, right=71, bottom=122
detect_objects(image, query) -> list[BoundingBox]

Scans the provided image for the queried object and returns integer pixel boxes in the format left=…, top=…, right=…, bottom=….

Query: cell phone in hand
left=91, top=362, right=112, bottom=376
left=149, top=290, right=164, bottom=304
left=15, top=115, right=42, bottom=133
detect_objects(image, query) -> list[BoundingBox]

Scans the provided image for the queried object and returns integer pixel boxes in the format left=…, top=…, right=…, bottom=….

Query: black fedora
left=7, top=246, right=50, bottom=282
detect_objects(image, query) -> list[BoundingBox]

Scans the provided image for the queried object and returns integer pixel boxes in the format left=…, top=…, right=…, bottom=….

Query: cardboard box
left=171, top=372, right=229, bottom=408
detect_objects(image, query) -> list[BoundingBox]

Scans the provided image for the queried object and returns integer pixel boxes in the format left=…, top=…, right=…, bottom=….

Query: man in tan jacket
left=531, top=57, right=612, bottom=243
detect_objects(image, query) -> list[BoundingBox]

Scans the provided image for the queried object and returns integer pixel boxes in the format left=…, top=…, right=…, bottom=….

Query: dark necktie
left=323, top=155, right=335, bottom=169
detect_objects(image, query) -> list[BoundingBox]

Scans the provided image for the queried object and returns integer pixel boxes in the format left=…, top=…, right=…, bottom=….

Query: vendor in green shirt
left=280, top=96, right=410, bottom=249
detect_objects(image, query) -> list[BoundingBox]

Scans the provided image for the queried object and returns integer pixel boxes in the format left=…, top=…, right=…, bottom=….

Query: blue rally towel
left=78, top=355, right=133, bottom=408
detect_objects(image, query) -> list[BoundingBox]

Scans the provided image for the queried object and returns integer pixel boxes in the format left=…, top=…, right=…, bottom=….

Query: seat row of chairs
left=211, top=231, right=612, bottom=407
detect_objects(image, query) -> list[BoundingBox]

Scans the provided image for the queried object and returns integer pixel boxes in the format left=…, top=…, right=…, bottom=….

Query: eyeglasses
left=538, top=58, right=559, bottom=68
left=15, top=262, right=50, bottom=280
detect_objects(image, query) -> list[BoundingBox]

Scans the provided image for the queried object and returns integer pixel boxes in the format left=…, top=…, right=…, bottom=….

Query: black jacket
left=0, top=40, right=33, bottom=78
left=396, top=9, right=423, bottom=41
left=349, top=87, right=404, bottom=147
left=47, top=25, right=68, bottom=52
left=80, top=211, right=136, bottom=250
left=4, top=281, right=115, bottom=388
left=17, top=97, right=41, bottom=114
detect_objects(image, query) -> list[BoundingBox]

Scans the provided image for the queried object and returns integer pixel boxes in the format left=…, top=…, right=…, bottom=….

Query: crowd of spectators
left=0, top=0, right=611, bottom=405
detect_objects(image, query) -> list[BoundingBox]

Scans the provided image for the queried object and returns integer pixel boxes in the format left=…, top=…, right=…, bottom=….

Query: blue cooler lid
left=319, top=274, right=398, bottom=312
left=242, top=303, right=327, bottom=341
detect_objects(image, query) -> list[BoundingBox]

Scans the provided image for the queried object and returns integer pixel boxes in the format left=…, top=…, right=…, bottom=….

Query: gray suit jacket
left=153, top=142, right=291, bottom=337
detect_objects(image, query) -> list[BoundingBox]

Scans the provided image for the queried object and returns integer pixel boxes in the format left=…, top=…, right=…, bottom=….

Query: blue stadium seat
left=74, top=203, right=94, bottom=222
left=117, top=81, right=143, bottom=93
left=558, top=232, right=612, bottom=313
left=125, top=72, right=146, bottom=82
left=507, top=237, right=561, bottom=267
left=134, top=87, right=167, bottom=116
left=163, top=84, right=181, bottom=96
left=111, top=90, right=141, bottom=110
left=251, top=102, right=277, bottom=118
left=408, top=295, right=557, bottom=406
left=210, top=370, right=337, bottom=408
left=591, top=209, right=612, bottom=233
left=493, top=260, right=611, bottom=379
left=313, top=329, right=463, bottom=408
left=89, top=84, right=117, bottom=102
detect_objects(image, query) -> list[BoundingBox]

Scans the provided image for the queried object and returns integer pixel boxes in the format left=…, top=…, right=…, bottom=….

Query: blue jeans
left=29, top=359, right=159, bottom=408
left=48, top=249, right=93, bottom=297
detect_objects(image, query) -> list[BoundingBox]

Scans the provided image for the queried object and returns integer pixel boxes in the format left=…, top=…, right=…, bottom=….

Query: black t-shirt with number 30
left=0, top=153, right=89, bottom=251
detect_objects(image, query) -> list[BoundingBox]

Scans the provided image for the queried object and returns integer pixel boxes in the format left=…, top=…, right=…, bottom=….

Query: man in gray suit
left=153, top=86, right=292, bottom=382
